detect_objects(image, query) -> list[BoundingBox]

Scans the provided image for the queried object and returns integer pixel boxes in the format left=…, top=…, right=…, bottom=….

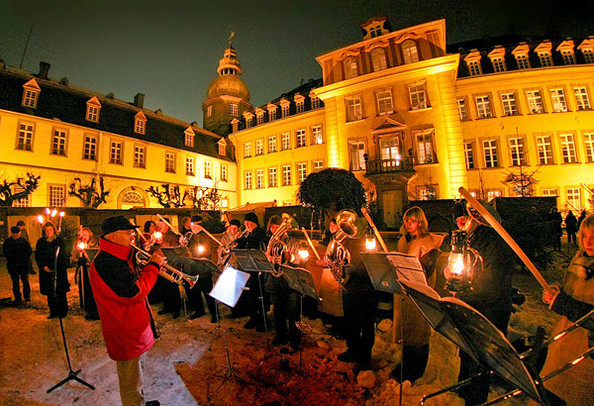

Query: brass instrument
left=131, top=245, right=198, bottom=288
left=266, top=213, right=299, bottom=277
left=325, top=209, right=366, bottom=285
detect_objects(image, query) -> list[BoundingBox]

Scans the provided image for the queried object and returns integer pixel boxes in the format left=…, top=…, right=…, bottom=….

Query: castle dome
left=206, top=44, right=250, bottom=101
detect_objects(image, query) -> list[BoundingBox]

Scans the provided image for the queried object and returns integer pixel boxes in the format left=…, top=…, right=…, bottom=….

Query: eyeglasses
left=116, top=230, right=135, bottom=235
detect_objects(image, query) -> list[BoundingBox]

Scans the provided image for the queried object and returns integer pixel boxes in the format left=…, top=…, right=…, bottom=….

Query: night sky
left=1, top=0, right=591, bottom=124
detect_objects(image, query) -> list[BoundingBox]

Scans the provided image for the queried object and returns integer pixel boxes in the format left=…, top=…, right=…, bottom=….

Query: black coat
left=3, top=237, right=32, bottom=273
left=35, top=237, right=70, bottom=296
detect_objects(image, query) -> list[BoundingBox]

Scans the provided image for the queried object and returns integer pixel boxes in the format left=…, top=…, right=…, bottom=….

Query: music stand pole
left=47, top=316, right=95, bottom=393
left=257, top=271, right=269, bottom=346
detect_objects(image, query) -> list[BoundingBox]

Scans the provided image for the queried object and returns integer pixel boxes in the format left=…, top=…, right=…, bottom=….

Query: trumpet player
left=90, top=216, right=165, bottom=406
left=217, top=219, right=242, bottom=266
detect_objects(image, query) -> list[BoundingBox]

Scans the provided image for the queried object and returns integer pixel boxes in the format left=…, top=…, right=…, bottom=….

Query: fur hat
left=244, top=212, right=259, bottom=225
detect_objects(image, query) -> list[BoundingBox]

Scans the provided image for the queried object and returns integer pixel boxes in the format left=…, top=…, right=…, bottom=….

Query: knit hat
left=452, top=201, right=468, bottom=219
left=101, top=216, right=138, bottom=236
left=244, top=212, right=259, bottom=225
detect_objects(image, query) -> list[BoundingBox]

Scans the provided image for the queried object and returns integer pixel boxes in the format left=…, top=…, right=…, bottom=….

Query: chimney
left=133, top=93, right=145, bottom=109
left=38, top=61, right=50, bottom=80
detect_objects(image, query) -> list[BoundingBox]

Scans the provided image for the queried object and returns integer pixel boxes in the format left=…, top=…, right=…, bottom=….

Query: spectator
left=577, top=210, right=587, bottom=230
left=565, top=210, right=578, bottom=245
left=3, top=226, right=32, bottom=303
left=16, top=220, right=36, bottom=274
left=549, top=207, right=563, bottom=251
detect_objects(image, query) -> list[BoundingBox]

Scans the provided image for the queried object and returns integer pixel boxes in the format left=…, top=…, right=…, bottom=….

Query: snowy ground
left=0, top=243, right=575, bottom=406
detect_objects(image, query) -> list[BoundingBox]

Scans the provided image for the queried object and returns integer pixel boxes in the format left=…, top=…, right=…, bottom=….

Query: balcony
left=365, top=157, right=415, bottom=175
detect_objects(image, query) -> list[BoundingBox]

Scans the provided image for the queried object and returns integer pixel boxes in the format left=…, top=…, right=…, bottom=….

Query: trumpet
left=131, top=245, right=198, bottom=288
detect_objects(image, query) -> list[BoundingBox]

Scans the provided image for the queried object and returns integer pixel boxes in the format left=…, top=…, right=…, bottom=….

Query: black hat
left=10, top=226, right=21, bottom=234
left=101, top=216, right=138, bottom=236
left=229, top=219, right=241, bottom=227
left=190, top=215, right=203, bottom=224
left=244, top=212, right=259, bottom=225
left=453, top=201, right=468, bottom=219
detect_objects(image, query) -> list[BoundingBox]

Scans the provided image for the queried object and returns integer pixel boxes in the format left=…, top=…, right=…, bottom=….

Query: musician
left=234, top=212, right=267, bottom=331
left=70, top=227, right=99, bottom=320
left=180, top=216, right=192, bottom=235
left=142, top=220, right=157, bottom=246
left=217, top=219, right=241, bottom=267
left=185, top=215, right=211, bottom=259
left=90, top=215, right=164, bottom=406
left=444, top=201, right=514, bottom=406
left=157, top=218, right=179, bottom=248
left=155, top=218, right=182, bottom=318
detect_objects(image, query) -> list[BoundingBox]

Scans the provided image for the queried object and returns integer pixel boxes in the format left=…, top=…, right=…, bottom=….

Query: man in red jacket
left=90, top=216, right=165, bottom=406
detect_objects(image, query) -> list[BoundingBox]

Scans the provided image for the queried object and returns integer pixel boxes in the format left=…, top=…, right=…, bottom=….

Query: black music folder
left=361, top=252, right=427, bottom=294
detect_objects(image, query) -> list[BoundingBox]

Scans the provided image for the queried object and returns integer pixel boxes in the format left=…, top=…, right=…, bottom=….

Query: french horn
left=325, top=209, right=366, bottom=285
left=266, top=213, right=299, bottom=277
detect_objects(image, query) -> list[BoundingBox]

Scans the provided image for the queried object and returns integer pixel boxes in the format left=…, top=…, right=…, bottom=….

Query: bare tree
left=68, top=176, right=110, bottom=208
left=502, top=168, right=539, bottom=197
left=183, top=179, right=225, bottom=210
left=146, top=184, right=185, bottom=208
left=0, top=173, right=40, bottom=206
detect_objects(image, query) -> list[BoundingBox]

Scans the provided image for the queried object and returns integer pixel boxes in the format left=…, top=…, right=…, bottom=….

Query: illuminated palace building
left=1, top=18, right=594, bottom=227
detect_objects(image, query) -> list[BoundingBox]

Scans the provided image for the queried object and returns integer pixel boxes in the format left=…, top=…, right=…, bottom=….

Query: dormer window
left=578, top=38, right=594, bottom=63
left=344, top=56, right=358, bottom=79
left=134, top=111, right=147, bottom=135
left=22, top=79, right=41, bottom=109
left=310, top=94, right=321, bottom=109
left=280, top=99, right=290, bottom=118
left=206, top=105, right=213, bottom=118
left=267, top=104, right=277, bottom=121
left=557, top=40, right=576, bottom=65
left=86, top=96, right=101, bottom=123
left=401, top=40, right=419, bottom=64
left=515, top=53, right=530, bottom=69
left=464, top=51, right=482, bottom=76
left=231, top=118, right=240, bottom=133
left=488, top=46, right=507, bottom=72
left=294, top=94, right=305, bottom=114
left=218, top=139, right=227, bottom=156
left=535, top=41, right=554, bottom=67
left=255, top=108, right=265, bottom=125
left=243, top=112, right=254, bottom=128
left=184, top=127, right=195, bottom=147
left=360, top=17, right=391, bottom=40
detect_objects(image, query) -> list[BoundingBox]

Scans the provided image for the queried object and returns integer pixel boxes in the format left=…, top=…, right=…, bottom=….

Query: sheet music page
left=386, top=253, right=427, bottom=286
left=209, top=265, right=250, bottom=307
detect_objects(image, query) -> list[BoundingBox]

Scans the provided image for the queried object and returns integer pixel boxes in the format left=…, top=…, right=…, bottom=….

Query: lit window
left=584, top=133, right=594, bottom=162
left=83, top=135, right=97, bottom=161
left=185, top=157, right=195, bottom=176
left=281, top=132, right=291, bottom=150
left=487, top=190, right=503, bottom=200
left=185, top=130, right=195, bottom=147
left=467, top=60, right=481, bottom=76
left=268, top=135, right=277, bottom=153
left=11, top=185, right=30, bottom=207
left=17, top=123, right=34, bottom=151
left=296, top=129, right=306, bottom=148
left=165, top=152, right=176, bottom=173
left=376, top=90, right=393, bottom=115
left=464, top=142, right=475, bottom=169
left=402, top=40, right=419, bottom=64
left=311, top=96, right=321, bottom=109
left=283, top=200, right=293, bottom=206
left=516, top=54, right=530, bottom=69
left=542, top=188, right=558, bottom=197
left=567, top=188, right=581, bottom=210
left=417, top=185, right=438, bottom=200
left=312, top=125, right=323, bottom=145
left=206, top=105, right=213, bottom=118
left=221, top=164, right=228, bottom=181
left=244, top=142, right=252, bottom=158
left=349, top=141, right=366, bottom=171
left=371, top=48, right=387, bottom=71
left=482, top=139, right=499, bottom=168
left=536, top=135, right=554, bottom=164
left=501, top=93, right=518, bottom=116
left=268, top=106, right=277, bottom=121
left=526, top=90, right=544, bottom=113
left=574, top=87, right=591, bottom=111
left=475, top=96, right=492, bottom=119
left=551, top=89, right=568, bottom=112
left=296, top=99, right=305, bottom=114
left=457, top=99, right=469, bottom=121
left=281, top=103, right=290, bottom=118
left=245, top=115, right=253, bottom=128
left=204, top=161, right=212, bottom=178
left=109, top=141, right=123, bottom=164
left=268, top=167, right=277, bottom=187
left=415, top=132, right=436, bottom=164
left=49, top=185, right=66, bottom=207
left=244, top=171, right=252, bottom=189
left=134, top=146, right=146, bottom=168
left=560, top=134, right=577, bottom=163
left=380, top=137, right=400, bottom=161
left=255, top=139, right=264, bottom=156
left=346, top=96, right=363, bottom=121
left=229, top=103, right=238, bottom=116
left=221, top=198, right=229, bottom=209
left=282, top=165, right=292, bottom=186
left=344, top=56, right=358, bottom=79
left=409, top=85, right=427, bottom=110
left=313, top=160, right=324, bottom=171
left=134, top=112, right=147, bottom=135
left=297, top=162, right=307, bottom=183
left=257, top=112, right=264, bottom=125
left=509, top=137, right=526, bottom=166
left=256, top=169, right=264, bottom=188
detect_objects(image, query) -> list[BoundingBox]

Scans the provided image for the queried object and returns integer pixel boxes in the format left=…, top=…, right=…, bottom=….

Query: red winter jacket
left=90, top=238, right=159, bottom=361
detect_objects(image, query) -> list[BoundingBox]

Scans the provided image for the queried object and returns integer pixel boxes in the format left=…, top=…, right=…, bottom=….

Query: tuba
left=266, top=213, right=299, bottom=277
left=325, top=209, right=366, bottom=285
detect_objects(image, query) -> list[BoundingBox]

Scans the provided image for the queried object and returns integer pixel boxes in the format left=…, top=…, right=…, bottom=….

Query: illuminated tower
left=203, top=33, right=252, bottom=136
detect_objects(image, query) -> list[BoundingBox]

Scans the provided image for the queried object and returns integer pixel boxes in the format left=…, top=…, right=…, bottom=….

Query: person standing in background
left=565, top=210, right=578, bottom=245
left=17, top=220, right=36, bottom=275
left=3, top=226, right=32, bottom=303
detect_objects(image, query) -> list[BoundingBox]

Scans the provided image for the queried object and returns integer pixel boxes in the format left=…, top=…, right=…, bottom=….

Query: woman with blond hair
left=392, top=206, right=445, bottom=383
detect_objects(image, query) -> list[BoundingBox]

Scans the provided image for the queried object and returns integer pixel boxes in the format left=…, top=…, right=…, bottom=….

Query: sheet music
left=209, top=265, right=250, bottom=308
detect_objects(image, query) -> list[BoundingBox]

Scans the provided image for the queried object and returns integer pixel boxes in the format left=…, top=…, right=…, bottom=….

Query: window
left=467, top=60, right=482, bottom=76
left=492, top=57, right=506, bottom=72
left=221, top=164, right=228, bottom=181
left=313, top=160, right=324, bottom=171
left=475, top=96, right=492, bottom=119
left=538, top=52, right=553, bottom=67
left=346, top=96, right=363, bottom=121
left=370, top=26, right=382, bottom=38
left=574, top=87, right=591, bottom=110
left=49, top=185, right=66, bottom=207
left=282, top=165, right=292, bottom=186
left=134, top=146, right=146, bottom=168
left=134, top=113, right=147, bottom=135
left=417, top=185, right=438, bottom=200
left=185, top=131, right=194, bottom=147
left=256, top=169, right=264, bottom=188
left=296, top=129, right=306, bottom=147
left=206, top=105, right=213, bottom=118
left=516, top=54, right=530, bottom=69
left=221, top=198, right=229, bottom=209
left=542, top=188, right=558, bottom=197
left=204, top=161, right=212, bottom=178
left=255, top=139, right=264, bottom=156
left=561, top=50, right=576, bottom=65
left=245, top=115, right=253, bottom=128
left=244, top=171, right=252, bottom=189
left=109, top=141, right=123, bottom=164
left=487, top=190, right=503, bottom=200
left=371, top=48, right=387, bottom=71
left=185, top=157, right=194, bottom=176
left=83, top=135, right=97, bottom=160
left=312, top=125, right=323, bottom=145
left=50, top=129, right=68, bottom=156
left=457, top=99, right=469, bottom=121
left=281, top=132, right=291, bottom=150
left=297, top=162, right=307, bottom=183
left=464, top=142, right=475, bottom=169
left=501, top=93, right=518, bottom=116
left=402, top=40, right=419, bottom=64
left=376, top=90, right=393, bottom=115
left=283, top=200, right=293, bottom=207
left=349, top=141, right=366, bottom=171
left=17, top=123, right=34, bottom=151
left=560, top=134, right=577, bottom=163
left=86, top=104, right=100, bottom=122
left=244, top=142, right=252, bottom=158
left=256, top=112, right=264, bottom=125
left=269, top=107, right=277, bottom=121
left=281, top=103, right=290, bottom=118
left=229, top=103, right=238, bottom=116
left=584, top=133, right=594, bottom=162
left=344, top=56, right=358, bottom=79
left=583, top=49, right=594, bottom=63
left=536, top=135, right=554, bottom=164
left=218, top=140, right=226, bottom=156
left=22, top=80, right=40, bottom=108
left=379, top=137, right=400, bottom=161
left=268, top=167, right=277, bottom=187
left=268, top=135, right=277, bottom=153
left=567, top=188, right=581, bottom=210
left=311, top=96, right=321, bottom=109
left=165, top=152, right=176, bottom=173
left=409, top=85, right=427, bottom=110
left=415, top=132, right=436, bottom=164
left=509, top=137, right=526, bottom=166
left=551, top=89, right=568, bottom=112
left=296, top=99, right=304, bottom=114
left=483, top=139, right=499, bottom=168
left=12, top=186, right=30, bottom=207
left=526, top=91, right=544, bottom=114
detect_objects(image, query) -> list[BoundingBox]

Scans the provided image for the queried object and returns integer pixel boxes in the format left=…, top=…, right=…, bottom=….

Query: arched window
left=121, top=190, right=145, bottom=209
left=371, top=48, right=387, bottom=71
left=344, top=56, right=358, bottom=79
left=402, top=40, right=419, bottom=64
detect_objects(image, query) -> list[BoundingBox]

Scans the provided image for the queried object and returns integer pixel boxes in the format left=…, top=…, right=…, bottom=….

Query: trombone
left=131, top=244, right=198, bottom=289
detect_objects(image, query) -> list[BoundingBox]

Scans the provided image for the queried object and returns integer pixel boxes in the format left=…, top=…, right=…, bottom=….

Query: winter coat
left=3, top=236, right=32, bottom=273
left=35, top=236, right=70, bottom=296
left=540, top=251, right=594, bottom=405
left=234, top=226, right=266, bottom=250
left=90, top=238, right=159, bottom=361
left=565, top=211, right=578, bottom=234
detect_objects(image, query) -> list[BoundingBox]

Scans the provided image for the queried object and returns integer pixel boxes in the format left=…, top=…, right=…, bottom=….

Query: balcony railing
left=365, top=157, right=415, bottom=175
